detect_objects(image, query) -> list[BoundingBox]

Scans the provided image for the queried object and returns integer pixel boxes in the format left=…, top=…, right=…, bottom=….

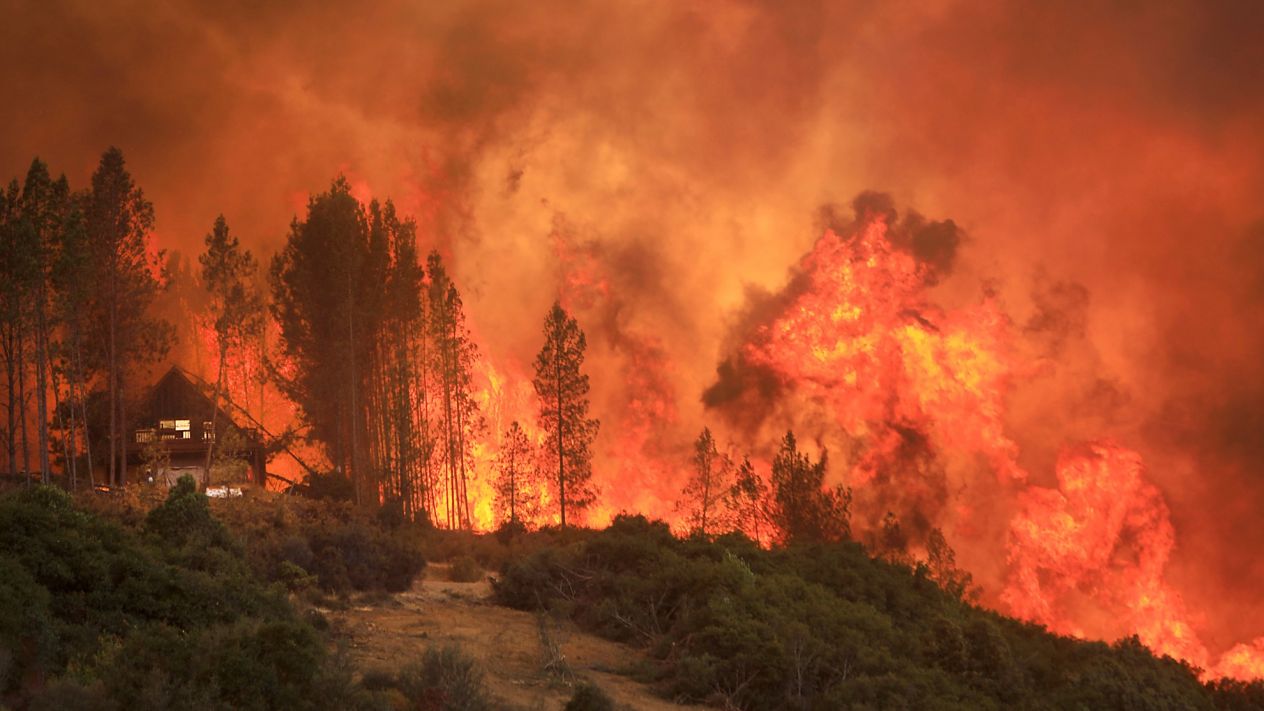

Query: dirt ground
left=331, top=562, right=709, bottom=710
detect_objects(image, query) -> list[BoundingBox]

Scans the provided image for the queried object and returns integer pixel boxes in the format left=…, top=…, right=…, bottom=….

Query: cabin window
left=135, top=428, right=156, bottom=443
left=203, top=421, right=215, bottom=441
left=158, top=419, right=192, bottom=440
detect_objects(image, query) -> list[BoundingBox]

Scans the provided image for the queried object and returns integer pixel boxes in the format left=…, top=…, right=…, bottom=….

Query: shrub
left=565, top=681, right=615, bottom=711
left=397, top=645, right=494, bottom=711
left=298, top=471, right=357, bottom=502
left=144, top=475, right=233, bottom=550
left=0, top=483, right=383, bottom=710
left=209, top=494, right=427, bottom=596
left=0, top=554, right=54, bottom=693
left=494, top=518, right=527, bottom=545
left=448, top=555, right=483, bottom=583
left=491, top=514, right=1235, bottom=710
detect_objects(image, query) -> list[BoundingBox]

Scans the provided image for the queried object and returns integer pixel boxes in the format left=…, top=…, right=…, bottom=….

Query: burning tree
left=533, top=302, right=599, bottom=528
left=198, top=215, right=264, bottom=484
left=677, top=427, right=734, bottom=537
left=767, top=431, right=851, bottom=545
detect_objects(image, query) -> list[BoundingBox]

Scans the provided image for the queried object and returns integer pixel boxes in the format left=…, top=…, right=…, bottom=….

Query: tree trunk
left=347, top=268, right=360, bottom=505
left=74, top=333, right=94, bottom=488
left=108, top=283, right=117, bottom=487
left=51, top=360, right=72, bottom=489
left=454, top=320, right=470, bottom=529
left=118, top=369, right=127, bottom=486
left=35, top=281, right=50, bottom=483
left=18, top=323, right=29, bottom=484
left=4, top=325, right=15, bottom=476
left=509, top=446, right=517, bottom=524
left=204, top=346, right=227, bottom=486
left=701, top=467, right=710, bottom=537
left=556, top=342, right=565, bottom=529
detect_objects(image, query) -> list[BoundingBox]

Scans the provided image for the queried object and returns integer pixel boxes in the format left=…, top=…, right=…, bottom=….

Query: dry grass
left=331, top=562, right=707, bottom=710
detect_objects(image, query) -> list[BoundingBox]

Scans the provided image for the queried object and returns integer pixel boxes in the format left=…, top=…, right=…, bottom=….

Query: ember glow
left=3, top=0, right=1263, bottom=682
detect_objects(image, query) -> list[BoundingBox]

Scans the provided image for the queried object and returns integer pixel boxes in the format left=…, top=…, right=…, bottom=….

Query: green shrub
left=397, top=644, right=494, bottom=711
left=0, top=483, right=382, bottom=710
left=144, top=475, right=233, bottom=550
left=565, top=681, right=615, bottom=711
left=298, top=471, right=356, bottom=502
left=492, top=513, right=1235, bottom=710
left=448, top=555, right=483, bottom=583
left=211, top=494, right=427, bottom=595
left=0, top=554, right=54, bottom=693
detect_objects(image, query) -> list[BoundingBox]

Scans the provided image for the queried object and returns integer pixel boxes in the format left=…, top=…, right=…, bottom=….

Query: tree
left=374, top=202, right=427, bottom=521
left=426, top=251, right=483, bottom=529
left=767, top=431, right=851, bottom=545
left=270, top=178, right=376, bottom=489
left=0, top=178, right=24, bottom=477
left=532, top=302, right=599, bottom=528
left=926, top=527, right=977, bottom=601
left=678, top=428, right=733, bottom=536
left=271, top=178, right=442, bottom=511
left=873, top=511, right=911, bottom=564
left=198, top=216, right=264, bottom=484
left=494, top=421, right=538, bottom=526
left=15, top=159, right=69, bottom=484
left=84, top=148, right=172, bottom=486
left=49, top=178, right=93, bottom=487
left=726, top=455, right=770, bottom=543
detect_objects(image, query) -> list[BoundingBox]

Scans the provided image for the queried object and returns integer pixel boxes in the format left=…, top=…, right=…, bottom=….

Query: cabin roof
left=134, top=366, right=258, bottom=443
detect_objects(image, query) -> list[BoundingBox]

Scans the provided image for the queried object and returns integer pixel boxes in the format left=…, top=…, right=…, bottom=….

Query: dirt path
left=332, top=562, right=709, bottom=710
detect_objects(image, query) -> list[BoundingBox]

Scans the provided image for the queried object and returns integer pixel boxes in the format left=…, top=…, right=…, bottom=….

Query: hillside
left=2, top=483, right=1263, bottom=710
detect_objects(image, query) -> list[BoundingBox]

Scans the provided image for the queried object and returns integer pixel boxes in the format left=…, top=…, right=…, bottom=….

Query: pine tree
left=494, top=421, right=538, bottom=527
left=425, top=251, right=482, bottom=529
left=271, top=180, right=437, bottom=509
left=270, top=177, right=373, bottom=487
left=532, top=302, right=599, bottom=528
left=15, top=159, right=68, bottom=484
left=0, top=179, right=22, bottom=477
left=84, top=148, right=172, bottom=486
left=50, top=183, right=93, bottom=486
left=768, top=431, right=851, bottom=545
left=874, top=511, right=911, bottom=564
left=375, top=202, right=425, bottom=521
left=926, top=527, right=977, bottom=601
left=726, top=454, right=769, bottom=543
left=198, top=215, right=264, bottom=483
left=678, top=427, right=733, bottom=536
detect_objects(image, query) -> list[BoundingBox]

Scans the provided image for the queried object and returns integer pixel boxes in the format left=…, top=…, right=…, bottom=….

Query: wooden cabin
left=128, top=367, right=266, bottom=487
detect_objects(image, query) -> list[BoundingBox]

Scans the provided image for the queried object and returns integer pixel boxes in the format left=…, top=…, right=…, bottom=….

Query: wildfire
left=1003, top=443, right=1207, bottom=665
left=174, top=189, right=1262, bottom=681
left=707, top=202, right=1262, bottom=680
left=726, top=211, right=1024, bottom=539
left=744, top=216, right=1020, bottom=483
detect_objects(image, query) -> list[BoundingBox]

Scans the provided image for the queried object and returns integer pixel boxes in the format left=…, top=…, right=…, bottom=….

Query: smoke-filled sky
left=4, top=0, right=1264, bottom=651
